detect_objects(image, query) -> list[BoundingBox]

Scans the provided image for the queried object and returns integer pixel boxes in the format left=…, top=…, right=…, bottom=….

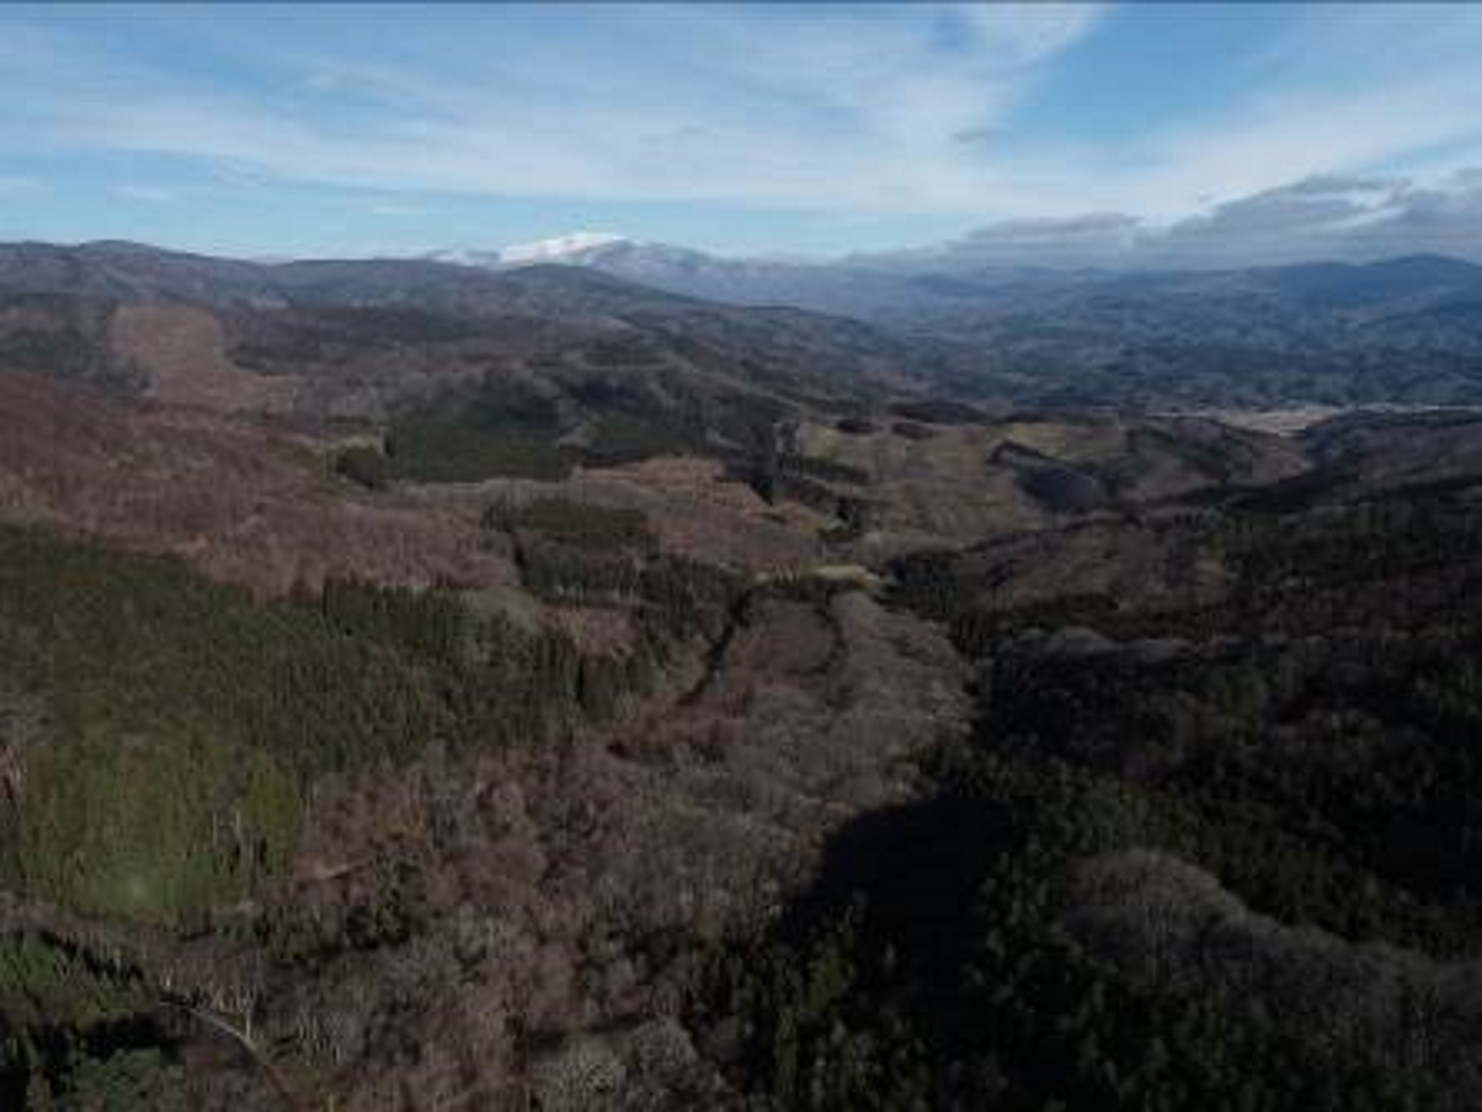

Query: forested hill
left=7, top=240, right=1482, bottom=413
left=699, top=460, right=1482, bottom=1111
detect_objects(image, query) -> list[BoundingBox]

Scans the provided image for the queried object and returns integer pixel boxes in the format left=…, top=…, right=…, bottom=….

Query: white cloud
left=895, top=171, right=1482, bottom=269
left=0, top=5, right=1104, bottom=216
left=113, top=184, right=178, bottom=203
left=1121, top=77, right=1482, bottom=218
left=366, top=200, right=426, bottom=218
left=1, top=2, right=1481, bottom=239
left=0, top=175, right=42, bottom=196
left=955, top=4, right=1106, bottom=65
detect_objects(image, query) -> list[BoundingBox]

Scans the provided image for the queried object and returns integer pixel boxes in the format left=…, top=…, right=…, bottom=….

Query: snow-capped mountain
left=420, top=233, right=629, bottom=270
left=419, top=248, right=504, bottom=268
left=427, top=233, right=910, bottom=315
left=426, top=231, right=1040, bottom=317
left=496, top=231, right=630, bottom=265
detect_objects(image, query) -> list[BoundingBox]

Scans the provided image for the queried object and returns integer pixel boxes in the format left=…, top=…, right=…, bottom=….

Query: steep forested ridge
left=0, top=517, right=747, bottom=1105
left=698, top=479, right=1482, bottom=1111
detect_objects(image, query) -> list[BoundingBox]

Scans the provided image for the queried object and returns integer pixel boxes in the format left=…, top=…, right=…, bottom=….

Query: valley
left=1, top=240, right=1481, bottom=1110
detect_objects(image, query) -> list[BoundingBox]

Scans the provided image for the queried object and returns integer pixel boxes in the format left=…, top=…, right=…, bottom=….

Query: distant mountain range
left=3, top=237, right=1482, bottom=411
left=421, top=235, right=1482, bottom=406
left=418, top=233, right=948, bottom=318
left=0, top=239, right=953, bottom=473
left=425, top=231, right=1482, bottom=326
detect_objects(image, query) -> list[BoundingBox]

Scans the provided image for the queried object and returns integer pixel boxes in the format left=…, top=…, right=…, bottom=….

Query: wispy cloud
left=1, top=3, right=1481, bottom=253
left=0, top=175, right=42, bottom=196
left=112, top=183, right=178, bottom=203
left=1124, top=76, right=1482, bottom=217
left=366, top=200, right=426, bottom=218
left=0, top=4, right=1106, bottom=215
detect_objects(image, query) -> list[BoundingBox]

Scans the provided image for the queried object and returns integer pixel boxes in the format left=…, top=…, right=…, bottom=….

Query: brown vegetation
left=0, top=372, right=512, bottom=595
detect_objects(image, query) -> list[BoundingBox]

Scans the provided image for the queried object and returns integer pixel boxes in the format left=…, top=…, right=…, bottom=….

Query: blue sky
left=2, top=3, right=1482, bottom=260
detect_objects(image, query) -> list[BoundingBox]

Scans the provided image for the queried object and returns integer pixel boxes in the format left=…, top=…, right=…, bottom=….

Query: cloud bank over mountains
left=469, top=171, right=1482, bottom=275
left=870, top=171, right=1482, bottom=271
